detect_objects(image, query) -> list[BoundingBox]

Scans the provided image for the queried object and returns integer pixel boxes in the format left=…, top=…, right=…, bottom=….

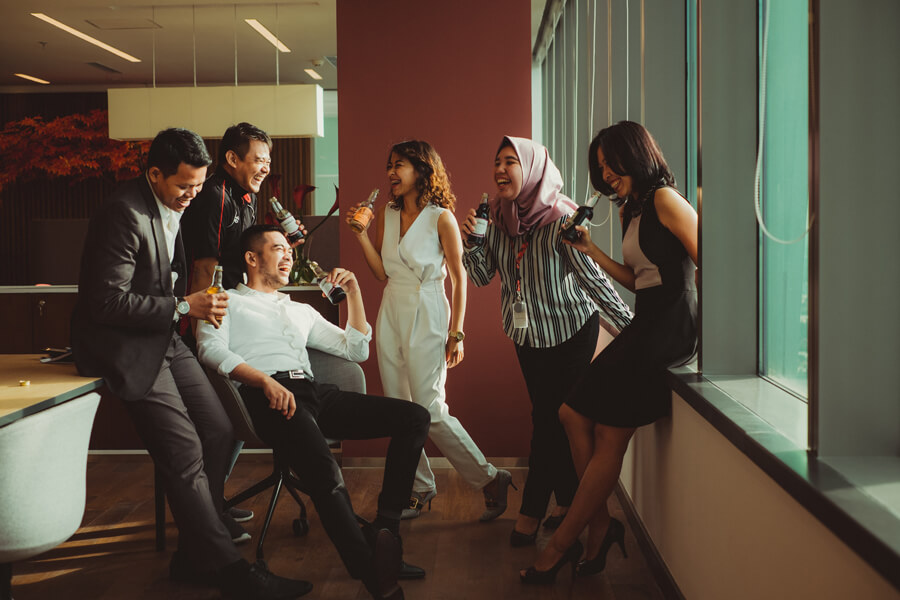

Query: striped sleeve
left=462, top=225, right=499, bottom=287
left=562, top=241, right=633, bottom=331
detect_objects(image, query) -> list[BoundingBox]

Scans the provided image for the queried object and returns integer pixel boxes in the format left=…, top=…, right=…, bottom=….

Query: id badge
left=512, top=299, right=529, bottom=329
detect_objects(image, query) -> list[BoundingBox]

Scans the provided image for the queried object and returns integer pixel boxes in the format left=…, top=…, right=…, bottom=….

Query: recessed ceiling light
left=14, top=73, right=50, bottom=84
left=31, top=13, right=141, bottom=63
left=304, top=69, right=322, bottom=81
left=245, top=19, right=291, bottom=53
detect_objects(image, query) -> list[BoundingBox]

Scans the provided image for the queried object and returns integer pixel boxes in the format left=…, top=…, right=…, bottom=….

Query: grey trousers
left=125, top=334, right=240, bottom=572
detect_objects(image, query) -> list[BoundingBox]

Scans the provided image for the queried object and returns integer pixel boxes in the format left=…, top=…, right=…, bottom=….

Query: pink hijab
left=489, top=136, right=577, bottom=237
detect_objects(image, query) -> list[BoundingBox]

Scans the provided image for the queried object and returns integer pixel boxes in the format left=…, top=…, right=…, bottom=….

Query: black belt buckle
left=287, top=369, right=305, bottom=380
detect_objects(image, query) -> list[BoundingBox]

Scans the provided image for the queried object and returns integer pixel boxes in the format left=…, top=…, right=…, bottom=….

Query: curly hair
left=588, top=121, right=675, bottom=210
left=386, top=140, right=456, bottom=213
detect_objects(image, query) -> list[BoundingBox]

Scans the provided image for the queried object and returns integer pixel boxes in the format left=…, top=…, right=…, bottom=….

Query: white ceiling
left=0, top=1, right=547, bottom=95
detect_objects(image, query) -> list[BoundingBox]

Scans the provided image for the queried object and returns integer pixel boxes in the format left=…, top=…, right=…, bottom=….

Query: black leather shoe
left=221, top=559, right=312, bottom=599
left=169, top=550, right=217, bottom=586
left=364, top=529, right=403, bottom=600
left=398, top=561, right=425, bottom=580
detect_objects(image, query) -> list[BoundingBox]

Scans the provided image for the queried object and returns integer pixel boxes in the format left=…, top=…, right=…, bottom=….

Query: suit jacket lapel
left=139, top=177, right=174, bottom=295
left=173, top=231, right=186, bottom=297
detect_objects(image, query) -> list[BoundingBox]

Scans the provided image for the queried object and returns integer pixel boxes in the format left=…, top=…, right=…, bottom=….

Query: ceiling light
left=31, top=13, right=141, bottom=63
left=304, top=69, right=322, bottom=81
left=245, top=19, right=291, bottom=53
left=14, top=73, right=50, bottom=85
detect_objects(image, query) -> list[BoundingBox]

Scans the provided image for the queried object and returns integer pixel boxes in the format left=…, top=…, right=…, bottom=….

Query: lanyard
left=514, top=236, right=530, bottom=297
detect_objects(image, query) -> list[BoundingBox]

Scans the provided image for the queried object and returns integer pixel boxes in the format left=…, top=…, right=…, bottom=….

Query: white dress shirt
left=196, top=284, right=372, bottom=381
left=147, top=175, right=183, bottom=292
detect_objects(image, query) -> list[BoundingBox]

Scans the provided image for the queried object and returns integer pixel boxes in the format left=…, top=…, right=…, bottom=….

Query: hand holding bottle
left=560, top=225, right=596, bottom=254
left=461, top=208, right=479, bottom=248
left=346, top=189, right=378, bottom=234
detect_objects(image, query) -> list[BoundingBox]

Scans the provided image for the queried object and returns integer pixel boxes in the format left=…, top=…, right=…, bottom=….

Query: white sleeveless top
left=382, top=203, right=447, bottom=288
left=622, top=214, right=662, bottom=290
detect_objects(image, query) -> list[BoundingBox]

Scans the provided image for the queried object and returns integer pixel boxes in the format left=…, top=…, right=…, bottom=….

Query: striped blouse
left=463, top=215, right=633, bottom=348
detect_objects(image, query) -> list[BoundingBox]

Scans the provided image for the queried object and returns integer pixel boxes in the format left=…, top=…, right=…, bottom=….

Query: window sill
left=666, top=367, right=900, bottom=592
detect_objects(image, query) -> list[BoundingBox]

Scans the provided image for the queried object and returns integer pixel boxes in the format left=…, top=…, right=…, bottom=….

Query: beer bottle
left=206, top=265, right=224, bottom=324
left=268, top=197, right=305, bottom=247
left=561, top=192, right=602, bottom=242
left=207, top=265, right=224, bottom=294
left=467, top=193, right=491, bottom=247
left=309, top=261, right=347, bottom=305
left=349, top=189, right=379, bottom=233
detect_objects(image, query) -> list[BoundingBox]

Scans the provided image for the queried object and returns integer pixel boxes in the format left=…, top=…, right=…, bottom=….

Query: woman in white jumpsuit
left=348, top=140, right=515, bottom=521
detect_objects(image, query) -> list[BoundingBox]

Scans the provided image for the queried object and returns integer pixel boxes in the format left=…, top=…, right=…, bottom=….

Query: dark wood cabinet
left=0, top=289, right=78, bottom=354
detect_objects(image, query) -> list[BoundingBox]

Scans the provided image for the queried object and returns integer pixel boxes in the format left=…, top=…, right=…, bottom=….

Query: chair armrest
left=308, top=348, right=366, bottom=394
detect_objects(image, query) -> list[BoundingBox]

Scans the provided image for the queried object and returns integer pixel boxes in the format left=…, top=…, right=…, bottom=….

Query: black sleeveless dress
left=565, top=187, right=698, bottom=427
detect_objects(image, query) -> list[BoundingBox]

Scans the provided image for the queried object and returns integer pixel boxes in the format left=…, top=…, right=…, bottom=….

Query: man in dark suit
left=71, top=128, right=311, bottom=600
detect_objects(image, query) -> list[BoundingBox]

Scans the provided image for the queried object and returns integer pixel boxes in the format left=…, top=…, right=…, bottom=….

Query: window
left=758, top=0, right=810, bottom=399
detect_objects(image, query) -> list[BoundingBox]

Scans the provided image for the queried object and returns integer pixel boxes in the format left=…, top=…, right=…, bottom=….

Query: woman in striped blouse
left=461, top=136, right=632, bottom=546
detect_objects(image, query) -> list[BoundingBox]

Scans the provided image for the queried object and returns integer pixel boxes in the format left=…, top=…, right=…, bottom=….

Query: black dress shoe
left=398, top=561, right=425, bottom=580
left=364, top=529, right=403, bottom=600
left=221, top=559, right=312, bottom=599
left=169, top=550, right=218, bottom=586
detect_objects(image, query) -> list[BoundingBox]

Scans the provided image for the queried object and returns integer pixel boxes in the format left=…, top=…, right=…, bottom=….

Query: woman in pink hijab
left=461, top=137, right=632, bottom=546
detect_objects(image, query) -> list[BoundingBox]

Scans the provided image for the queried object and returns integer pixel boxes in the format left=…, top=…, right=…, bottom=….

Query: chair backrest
left=204, top=348, right=366, bottom=445
left=0, top=392, right=100, bottom=563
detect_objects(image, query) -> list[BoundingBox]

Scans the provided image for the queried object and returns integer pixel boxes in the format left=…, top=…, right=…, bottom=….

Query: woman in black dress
left=521, top=121, right=698, bottom=583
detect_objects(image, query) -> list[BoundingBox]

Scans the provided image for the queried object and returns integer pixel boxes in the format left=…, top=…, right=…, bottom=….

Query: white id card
left=512, top=299, right=529, bottom=329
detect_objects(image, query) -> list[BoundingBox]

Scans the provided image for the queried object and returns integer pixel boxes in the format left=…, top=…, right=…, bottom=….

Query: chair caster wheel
left=292, top=518, right=309, bottom=536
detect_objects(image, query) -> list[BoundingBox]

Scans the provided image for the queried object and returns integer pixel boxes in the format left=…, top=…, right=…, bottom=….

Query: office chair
left=0, top=393, right=101, bottom=600
left=154, top=349, right=364, bottom=560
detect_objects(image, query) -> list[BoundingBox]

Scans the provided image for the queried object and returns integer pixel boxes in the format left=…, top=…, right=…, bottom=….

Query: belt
left=271, top=369, right=313, bottom=382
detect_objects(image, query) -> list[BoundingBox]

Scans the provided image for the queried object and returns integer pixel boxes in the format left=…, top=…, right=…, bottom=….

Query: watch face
left=177, top=300, right=190, bottom=315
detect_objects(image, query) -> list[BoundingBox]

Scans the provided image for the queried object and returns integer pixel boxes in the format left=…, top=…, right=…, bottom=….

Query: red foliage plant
left=0, top=109, right=149, bottom=192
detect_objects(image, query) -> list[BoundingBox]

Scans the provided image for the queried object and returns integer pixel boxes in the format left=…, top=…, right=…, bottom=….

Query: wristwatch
left=448, top=330, right=465, bottom=343
left=175, top=297, right=191, bottom=317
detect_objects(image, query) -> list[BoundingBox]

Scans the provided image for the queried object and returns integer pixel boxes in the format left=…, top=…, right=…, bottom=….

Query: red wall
left=336, top=0, right=533, bottom=458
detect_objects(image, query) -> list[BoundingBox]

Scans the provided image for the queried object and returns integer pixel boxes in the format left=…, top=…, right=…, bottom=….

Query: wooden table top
left=0, top=354, right=103, bottom=427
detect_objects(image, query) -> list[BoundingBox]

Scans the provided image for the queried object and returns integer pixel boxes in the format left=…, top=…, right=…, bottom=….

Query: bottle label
left=472, top=218, right=488, bottom=237
left=318, top=279, right=346, bottom=304
left=280, top=215, right=300, bottom=234
left=350, top=207, right=374, bottom=233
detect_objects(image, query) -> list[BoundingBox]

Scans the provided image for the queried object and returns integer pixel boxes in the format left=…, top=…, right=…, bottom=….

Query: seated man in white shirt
left=197, top=224, right=430, bottom=600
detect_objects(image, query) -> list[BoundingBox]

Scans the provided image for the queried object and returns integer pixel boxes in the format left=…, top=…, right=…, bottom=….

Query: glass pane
left=759, top=0, right=809, bottom=398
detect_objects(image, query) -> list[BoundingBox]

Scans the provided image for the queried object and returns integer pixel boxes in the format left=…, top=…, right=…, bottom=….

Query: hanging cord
left=570, top=2, right=579, bottom=199
left=625, top=0, right=630, bottom=121
left=754, top=0, right=813, bottom=245
left=582, top=0, right=599, bottom=206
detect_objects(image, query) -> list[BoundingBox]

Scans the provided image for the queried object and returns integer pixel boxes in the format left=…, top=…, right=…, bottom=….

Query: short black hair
left=239, top=224, right=284, bottom=269
left=147, top=128, right=212, bottom=177
left=588, top=120, right=675, bottom=207
left=219, top=122, right=273, bottom=167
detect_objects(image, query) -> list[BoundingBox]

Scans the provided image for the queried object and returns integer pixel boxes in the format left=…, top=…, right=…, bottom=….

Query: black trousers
left=514, top=312, right=600, bottom=519
left=239, top=378, right=429, bottom=578
left=125, top=334, right=240, bottom=572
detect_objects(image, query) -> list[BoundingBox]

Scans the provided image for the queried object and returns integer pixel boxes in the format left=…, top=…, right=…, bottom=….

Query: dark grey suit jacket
left=72, top=176, right=187, bottom=401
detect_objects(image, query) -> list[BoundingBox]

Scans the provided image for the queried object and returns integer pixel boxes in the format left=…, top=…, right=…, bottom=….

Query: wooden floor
left=10, top=455, right=665, bottom=600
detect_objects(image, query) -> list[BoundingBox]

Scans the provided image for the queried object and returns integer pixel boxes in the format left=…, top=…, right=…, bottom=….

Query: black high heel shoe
left=519, top=540, right=583, bottom=585
left=577, top=517, right=627, bottom=577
